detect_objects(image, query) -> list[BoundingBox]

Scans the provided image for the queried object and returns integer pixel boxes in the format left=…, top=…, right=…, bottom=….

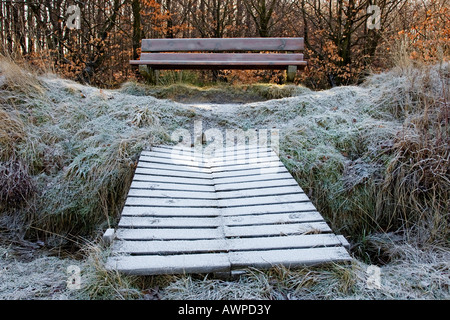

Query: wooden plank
left=134, top=167, right=211, bottom=179
left=212, top=166, right=287, bottom=178
left=209, top=151, right=279, bottom=162
left=112, top=239, right=228, bottom=255
left=229, top=247, right=351, bottom=269
left=125, top=197, right=217, bottom=207
left=128, top=63, right=307, bottom=70
left=214, top=179, right=298, bottom=191
left=121, top=206, right=219, bottom=217
left=201, top=149, right=276, bottom=161
left=213, top=172, right=293, bottom=184
left=118, top=211, right=322, bottom=228
left=130, top=60, right=307, bottom=66
left=133, top=174, right=214, bottom=185
left=216, top=185, right=304, bottom=199
left=223, top=202, right=317, bottom=216
left=209, top=155, right=281, bottom=167
left=111, top=234, right=343, bottom=255
left=227, top=234, right=343, bottom=251
left=211, top=161, right=282, bottom=173
left=129, top=180, right=215, bottom=192
left=224, top=211, right=323, bottom=226
left=149, top=145, right=189, bottom=154
left=141, top=38, right=305, bottom=52
left=116, top=227, right=222, bottom=240
left=138, top=154, right=209, bottom=168
left=128, top=188, right=217, bottom=199
left=140, top=53, right=304, bottom=62
left=218, top=145, right=270, bottom=154
left=224, top=221, right=331, bottom=238
left=137, top=161, right=210, bottom=174
left=149, top=145, right=271, bottom=156
left=119, top=216, right=220, bottom=228
left=140, top=150, right=205, bottom=162
left=337, top=235, right=351, bottom=250
left=106, top=253, right=230, bottom=275
left=218, top=193, right=310, bottom=207
left=220, top=144, right=272, bottom=152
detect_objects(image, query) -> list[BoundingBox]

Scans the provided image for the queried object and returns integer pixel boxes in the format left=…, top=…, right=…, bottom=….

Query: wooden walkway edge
left=105, top=145, right=351, bottom=276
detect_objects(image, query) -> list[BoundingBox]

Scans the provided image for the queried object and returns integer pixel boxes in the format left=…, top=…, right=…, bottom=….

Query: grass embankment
left=0, top=57, right=195, bottom=246
left=0, top=57, right=448, bottom=299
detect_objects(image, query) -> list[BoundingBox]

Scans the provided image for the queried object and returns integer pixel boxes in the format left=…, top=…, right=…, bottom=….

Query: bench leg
left=139, top=65, right=159, bottom=85
left=286, top=65, right=297, bottom=83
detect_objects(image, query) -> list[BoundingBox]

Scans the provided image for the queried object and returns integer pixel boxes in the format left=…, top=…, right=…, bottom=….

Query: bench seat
left=130, top=53, right=307, bottom=69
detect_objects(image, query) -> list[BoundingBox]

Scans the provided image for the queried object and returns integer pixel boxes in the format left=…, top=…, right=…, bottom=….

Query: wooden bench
left=130, top=38, right=307, bottom=84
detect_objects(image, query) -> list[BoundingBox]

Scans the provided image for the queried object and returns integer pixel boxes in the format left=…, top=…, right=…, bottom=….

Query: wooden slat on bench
left=141, top=37, right=304, bottom=52
left=140, top=53, right=304, bottom=61
left=129, top=60, right=307, bottom=67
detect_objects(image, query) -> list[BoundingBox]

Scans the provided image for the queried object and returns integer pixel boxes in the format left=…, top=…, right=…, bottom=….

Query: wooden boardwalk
left=105, top=145, right=351, bottom=275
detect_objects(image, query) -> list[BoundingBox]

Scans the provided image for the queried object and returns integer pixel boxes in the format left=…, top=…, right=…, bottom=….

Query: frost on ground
left=0, top=60, right=448, bottom=299
left=0, top=246, right=79, bottom=299
left=2, top=239, right=448, bottom=300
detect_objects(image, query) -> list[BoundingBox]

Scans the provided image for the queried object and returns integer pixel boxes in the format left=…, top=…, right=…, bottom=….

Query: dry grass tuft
left=0, top=159, right=35, bottom=207
left=0, top=55, right=44, bottom=97
left=0, top=107, right=25, bottom=160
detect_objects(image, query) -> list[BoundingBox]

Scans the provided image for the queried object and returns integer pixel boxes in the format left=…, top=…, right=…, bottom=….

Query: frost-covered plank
left=135, top=167, right=211, bottom=179
left=125, top=197, right=217, bottom=207
left=212, top=166, right=287, bottom=178
left=209, top=155, right=280, bottom=167
left=224, top=221, right=331, bottom=238
left=211, top=161, right=283, bottom=173
left=214, top=171, right=293, bottom=184
left=128, top=188, right=217, bottom=199
left=216, top=185, right=304, bottom=199
left=229, top=247, right=351, bottom=269
left=133, top=174, right=214, bottom=185
left=121, top=206, right=219, bottom=217
left=138, top=154, right=209, bottom=168
left=118, top=216, right=220, bottom=228
left=112, top=239, right=227, bottom=255
left=106, top=253, right=230, bottom=275
left=137, top=161, right=210, bottom=173
left=214, top=179, right=298, bottom=191
left=227, top=234, right=343, bottom=251
left=223, top=211, right=323, bottom=226
left=218, top=193, right=310, bottom=207
left=129, top=181, right=215, bottom=192
left=116, top=227, right=222, bottom=240
left=222, top=202, right=318, bottom=216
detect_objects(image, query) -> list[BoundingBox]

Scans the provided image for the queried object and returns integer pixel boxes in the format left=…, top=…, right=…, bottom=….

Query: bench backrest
left=141, top=38, right=304, bottom=52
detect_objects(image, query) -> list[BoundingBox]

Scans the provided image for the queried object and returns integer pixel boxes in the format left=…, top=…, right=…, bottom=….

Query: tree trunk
left=132, top=0, right=142, bottom=60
